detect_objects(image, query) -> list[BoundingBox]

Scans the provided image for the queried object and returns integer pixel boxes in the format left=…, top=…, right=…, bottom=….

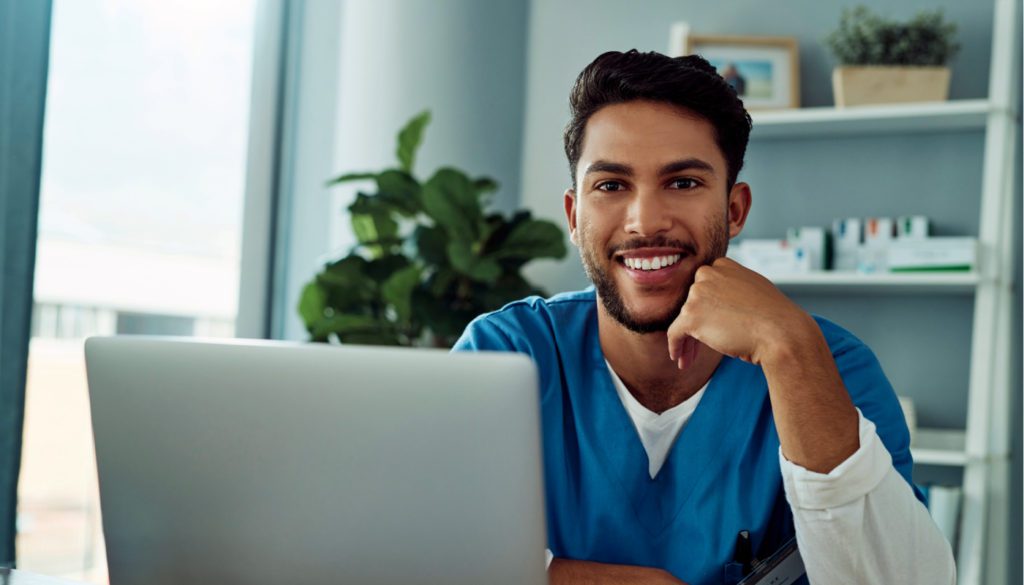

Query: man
left=454, top=50, right=954, bottom=584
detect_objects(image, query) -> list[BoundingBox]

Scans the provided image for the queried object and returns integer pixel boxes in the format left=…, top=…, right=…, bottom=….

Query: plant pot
left=831, top=66, right=951, bottom=107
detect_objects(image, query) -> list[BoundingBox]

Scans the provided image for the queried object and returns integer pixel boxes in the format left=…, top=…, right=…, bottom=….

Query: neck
left=598, top=299, right=722, bottom=414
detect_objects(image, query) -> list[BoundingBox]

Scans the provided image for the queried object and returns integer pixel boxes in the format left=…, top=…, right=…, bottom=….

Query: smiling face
left=565, top=100, right=751, bottom=333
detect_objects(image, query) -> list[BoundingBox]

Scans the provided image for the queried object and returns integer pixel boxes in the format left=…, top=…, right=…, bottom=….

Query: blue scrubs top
left=453, top=289, right=921, bottom=585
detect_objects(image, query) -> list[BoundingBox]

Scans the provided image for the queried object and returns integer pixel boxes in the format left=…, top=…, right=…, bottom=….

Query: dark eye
left=670, top=178, right=699, bottom=189
left=597, top=180, right=625, bottom=192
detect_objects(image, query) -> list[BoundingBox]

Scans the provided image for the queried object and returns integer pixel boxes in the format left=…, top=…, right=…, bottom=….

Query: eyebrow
left=582, top=157, right=716, bottom=180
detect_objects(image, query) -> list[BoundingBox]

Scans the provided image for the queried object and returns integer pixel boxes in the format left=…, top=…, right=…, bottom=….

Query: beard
left=578, top=215, right=730, bottom=334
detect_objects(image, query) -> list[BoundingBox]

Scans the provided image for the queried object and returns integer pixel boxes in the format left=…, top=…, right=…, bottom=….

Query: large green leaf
left=481, top=210, right=529, bottom=253
left=339, top=331, right=404, bottom=346
left=319, top=255, right=370, bottom=286
left=351, top=211, right=399, bottom=248
left=364, top=254, right=412, bottom=283
left=412, top=289, right=475, bottom=348
left=473, top=176, right=499, bottom=206
left=376, top=169, right=422, bottom=216
left=311, top=313, right=382, bottom=340
left=427, top=266, right=459, bottom=297
left=491, top=219, right=566, bottom=260
left=412, top=225, right=448, bottom=265
left=475, top=272, right=539, bottom=310
left=381, top=265, right=422, bottom=324
left=318, top=255, right=377, bottom=310
left=326, top=172, right=376, bottom=186
left=297, top=282, right=327, bottom=330
left=396, top=110, right=431, bottom=173
left=421, top=168, right=482, bottom=242
left=447, top=240, right=501, bottom=284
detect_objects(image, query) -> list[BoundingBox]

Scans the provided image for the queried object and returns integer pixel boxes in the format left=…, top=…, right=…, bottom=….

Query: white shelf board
left=770, top=271, right=981, bottom=294
left=750, top=100, right=993, bottom=140
left=912, top=428, right=968, bottom=467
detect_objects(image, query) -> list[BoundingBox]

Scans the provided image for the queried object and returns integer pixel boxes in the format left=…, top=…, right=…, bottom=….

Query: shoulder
left=810, top=315, right=892, bottom=401
left=452, top=289, right=596, bottom=352
left=812, top=315, right=867, bottom=356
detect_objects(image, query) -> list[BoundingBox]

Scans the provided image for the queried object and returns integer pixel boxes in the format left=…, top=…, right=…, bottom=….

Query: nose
left=623, top=189, right=672, bottom=236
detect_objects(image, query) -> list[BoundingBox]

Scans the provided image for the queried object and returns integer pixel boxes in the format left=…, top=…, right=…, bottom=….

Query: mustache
left=606, top=236, right=697, bottom=260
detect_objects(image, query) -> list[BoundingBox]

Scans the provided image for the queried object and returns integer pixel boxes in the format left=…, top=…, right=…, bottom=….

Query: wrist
left=759, top=311, right=822, bottom=368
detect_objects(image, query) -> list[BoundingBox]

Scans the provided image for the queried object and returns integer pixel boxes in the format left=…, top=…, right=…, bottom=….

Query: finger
left=677, top=336, right=700, bottom=370
left=666, top=307, right=695, bottom=359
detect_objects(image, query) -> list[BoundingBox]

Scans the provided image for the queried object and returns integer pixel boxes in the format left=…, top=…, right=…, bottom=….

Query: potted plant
left=825, top=6, right=960, bottom=107
left=297, top=111, right=567, bottom=348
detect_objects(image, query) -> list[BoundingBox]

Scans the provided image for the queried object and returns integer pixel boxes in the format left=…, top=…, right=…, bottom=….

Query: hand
left=549, top=558, right=688, bottom=584
left=666, top=257, right=816, bottom=369
left=668, top=258, right=859, bottom=473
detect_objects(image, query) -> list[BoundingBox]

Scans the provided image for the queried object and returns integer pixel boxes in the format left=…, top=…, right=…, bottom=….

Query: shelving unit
left=770, top=271, right=982, bottom=295
left=748, top=2, right=1017, bottom=582
left=913, top=428, right=969, bottom=467
left=751, top=99, right=992, bottom=139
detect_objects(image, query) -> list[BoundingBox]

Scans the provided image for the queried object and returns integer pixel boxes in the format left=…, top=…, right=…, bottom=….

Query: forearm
left=760, top=312, right=860, bottom=473
left=548, top=558, right=685, bottom=584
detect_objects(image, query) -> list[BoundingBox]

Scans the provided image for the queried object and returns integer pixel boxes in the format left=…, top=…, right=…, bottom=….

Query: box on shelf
left=897, top=215, right=930, bottom=239
left=786, top=227, right=828, bottom=271
left=859, top=217, right=896, bottom=273
left=729, top=239, right=810, bottom=276
left=832, top=217, right=862, bottom=272
left=864, top=217, right=896, bottom=245
left=888, top=237, right=977, bottom=272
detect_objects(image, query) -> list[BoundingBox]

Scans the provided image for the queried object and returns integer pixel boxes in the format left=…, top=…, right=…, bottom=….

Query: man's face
left=564, top=100, right=750, bottom=333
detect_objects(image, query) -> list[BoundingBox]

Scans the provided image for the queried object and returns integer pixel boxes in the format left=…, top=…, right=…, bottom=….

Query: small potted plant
left=298, top=111, right=567, bottom=348
left=825, top=6, right=960, bottom=107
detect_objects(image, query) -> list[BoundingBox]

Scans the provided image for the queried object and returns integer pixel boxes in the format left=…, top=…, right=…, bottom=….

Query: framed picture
left=679, top=33, right=800, bottom=110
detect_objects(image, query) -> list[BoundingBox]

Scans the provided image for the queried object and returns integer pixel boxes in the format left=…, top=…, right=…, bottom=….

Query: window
left=17, top=2, right=257, bottom=581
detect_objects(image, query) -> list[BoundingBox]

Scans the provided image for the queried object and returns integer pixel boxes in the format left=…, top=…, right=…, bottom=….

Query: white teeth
left=624, top=254, right=684, bottom=271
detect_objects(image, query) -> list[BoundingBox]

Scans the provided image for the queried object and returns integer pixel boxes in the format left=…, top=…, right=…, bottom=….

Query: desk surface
left=0, top=569, right=84, bottom=585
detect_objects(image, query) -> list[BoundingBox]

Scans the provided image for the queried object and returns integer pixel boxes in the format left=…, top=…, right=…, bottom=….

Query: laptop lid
left=85, top=337, right=547, bottom=585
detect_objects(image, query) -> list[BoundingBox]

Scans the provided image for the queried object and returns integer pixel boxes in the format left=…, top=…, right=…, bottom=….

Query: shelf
left=750, top=100, right=993, bottom=140
left=770, top=271, right=981, bottom=294
left=912, top=428, right=968, bottom=467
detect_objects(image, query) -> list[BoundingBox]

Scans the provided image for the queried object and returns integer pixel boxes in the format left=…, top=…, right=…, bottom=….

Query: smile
left=622, top=254, right=682, bottom=271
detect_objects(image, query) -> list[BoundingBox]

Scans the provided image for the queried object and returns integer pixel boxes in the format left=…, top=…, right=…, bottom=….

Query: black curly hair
left=563, top=50, right=752, bottom=192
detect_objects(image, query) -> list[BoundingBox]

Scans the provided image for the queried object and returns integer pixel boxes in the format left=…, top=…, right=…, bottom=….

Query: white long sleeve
left=779, top=409, right=957, bottom=585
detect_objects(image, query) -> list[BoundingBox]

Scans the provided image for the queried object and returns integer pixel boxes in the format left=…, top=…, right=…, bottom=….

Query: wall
left=519, top=0, right=994, bottom=292
left=518, top=1, right=1019, bottom=582
left=274, top=0, right=530, bottom=341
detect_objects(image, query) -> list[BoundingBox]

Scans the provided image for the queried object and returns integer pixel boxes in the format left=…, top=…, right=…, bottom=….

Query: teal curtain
left=0, top=0, right=52, bottom=565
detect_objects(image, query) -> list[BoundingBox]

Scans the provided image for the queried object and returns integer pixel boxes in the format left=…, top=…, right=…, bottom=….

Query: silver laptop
left=85, top=337, right=547, bottom=585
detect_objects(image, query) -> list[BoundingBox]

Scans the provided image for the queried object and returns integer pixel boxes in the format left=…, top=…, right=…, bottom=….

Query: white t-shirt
left=606, top=360, right=707, bottom=478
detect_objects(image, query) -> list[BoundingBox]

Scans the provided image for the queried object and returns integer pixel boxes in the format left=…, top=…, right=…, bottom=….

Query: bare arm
left=549, top=558, right=687, bottom=584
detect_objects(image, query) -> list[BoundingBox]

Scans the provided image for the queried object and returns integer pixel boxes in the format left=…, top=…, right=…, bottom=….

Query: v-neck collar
left=581, top=317, right=769, bottom=538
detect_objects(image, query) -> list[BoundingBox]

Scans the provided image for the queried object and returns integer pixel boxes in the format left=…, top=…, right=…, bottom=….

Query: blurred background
left=3, top=0, right=1021, bottom=584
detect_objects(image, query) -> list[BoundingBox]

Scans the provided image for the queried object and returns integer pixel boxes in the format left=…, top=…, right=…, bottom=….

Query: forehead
left=578, top=100, right=725, bottom=176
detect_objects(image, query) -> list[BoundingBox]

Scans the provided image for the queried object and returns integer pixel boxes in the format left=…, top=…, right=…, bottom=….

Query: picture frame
left=674, top=30, right=801, bottom=110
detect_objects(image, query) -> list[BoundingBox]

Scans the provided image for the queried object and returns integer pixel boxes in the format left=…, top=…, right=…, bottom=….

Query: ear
left=726, top=182, right=752, bottom=239
left=563, top=188, right=579, bottom=246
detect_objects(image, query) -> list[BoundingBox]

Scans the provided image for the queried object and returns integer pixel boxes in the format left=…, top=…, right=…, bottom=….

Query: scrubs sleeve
left=451, top=314, right=519, bottom=353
